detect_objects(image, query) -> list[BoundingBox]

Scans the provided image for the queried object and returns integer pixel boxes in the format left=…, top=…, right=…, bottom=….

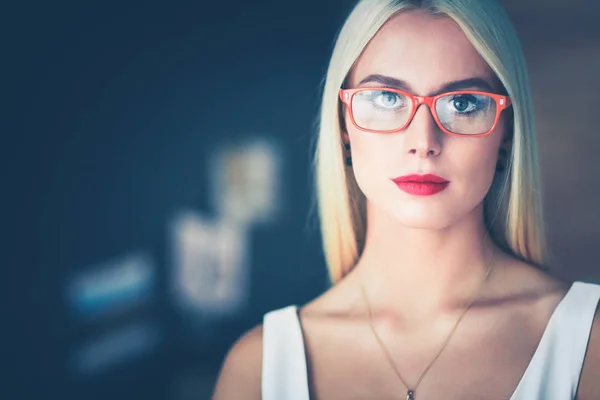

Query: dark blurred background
left=4, top=0, right=600, bottom=399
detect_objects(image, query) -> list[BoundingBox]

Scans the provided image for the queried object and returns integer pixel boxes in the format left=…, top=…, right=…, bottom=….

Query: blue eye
left=371, top=91, right=407, bottom=110
left=378, top=92, right=399, bottom=107
left=451, top=94, right=478, bottom=113
left=351, top=89, right=410, bottom=116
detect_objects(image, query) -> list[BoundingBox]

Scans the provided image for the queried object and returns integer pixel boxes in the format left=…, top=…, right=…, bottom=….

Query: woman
left=213, top=0, right=600, bottom=398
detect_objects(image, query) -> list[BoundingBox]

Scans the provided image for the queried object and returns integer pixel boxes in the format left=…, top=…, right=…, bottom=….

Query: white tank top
left=261, top=281, right=600, bottom=400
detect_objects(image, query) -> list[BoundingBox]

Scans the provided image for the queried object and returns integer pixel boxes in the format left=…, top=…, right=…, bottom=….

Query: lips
left=391, top=174, right=449, bottom=196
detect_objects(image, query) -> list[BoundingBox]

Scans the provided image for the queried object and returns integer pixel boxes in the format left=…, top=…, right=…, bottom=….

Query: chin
left=387, top=202, right=457, bottom=230
left=395, top=212, right=453, bottom=230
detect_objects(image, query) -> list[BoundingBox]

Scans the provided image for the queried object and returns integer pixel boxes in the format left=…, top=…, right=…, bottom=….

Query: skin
left=213, top=10, right=600, bottom=400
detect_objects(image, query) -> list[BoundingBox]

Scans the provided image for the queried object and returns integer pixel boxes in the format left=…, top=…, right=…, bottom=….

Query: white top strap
left=260, top=282, right=600, bottom=400
left=261, top=305, right=310, bottom=400
left=511, top=281, right=600, bottom=399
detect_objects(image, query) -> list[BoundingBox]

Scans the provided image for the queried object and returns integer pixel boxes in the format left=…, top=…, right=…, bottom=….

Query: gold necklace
left=359, top=258, right=494, bottom=400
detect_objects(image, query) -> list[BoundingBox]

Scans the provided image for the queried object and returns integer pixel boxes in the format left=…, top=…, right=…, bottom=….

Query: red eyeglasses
left=339, top=87, right=511, bottom=137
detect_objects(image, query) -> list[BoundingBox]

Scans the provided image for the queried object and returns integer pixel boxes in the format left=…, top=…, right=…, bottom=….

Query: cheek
left=451, top=143, right=497, bottom=195
left=347, top=128, right=395, bottom=191
left=344, top=107, right=401, bottom=171
left=445, top=113, right=507, bottom=194
left=458, top=139, right=498, bottom=172
left=446, top=130, right=504, bottom=206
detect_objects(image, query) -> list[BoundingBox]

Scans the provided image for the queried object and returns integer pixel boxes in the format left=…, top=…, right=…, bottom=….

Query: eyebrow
left=357, top=74, right=495, bottom=94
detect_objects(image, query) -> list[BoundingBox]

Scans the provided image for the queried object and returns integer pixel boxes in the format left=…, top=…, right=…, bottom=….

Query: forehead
left=349, top=10, right=498, bottom=93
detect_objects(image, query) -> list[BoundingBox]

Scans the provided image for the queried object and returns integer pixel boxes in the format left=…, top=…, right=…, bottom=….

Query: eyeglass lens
left=351, top=89, right=498, bottom=135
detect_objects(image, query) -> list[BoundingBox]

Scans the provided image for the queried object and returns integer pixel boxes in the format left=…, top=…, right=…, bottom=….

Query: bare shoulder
left=576, top=287, right=600, bottom=400
left=509, top=258, right=600, bottom=399
left=498, top=254, right=570, bottom=301
left=301, top=267, right=366, bottom=317
left=212, top=325, right=263, bottom=400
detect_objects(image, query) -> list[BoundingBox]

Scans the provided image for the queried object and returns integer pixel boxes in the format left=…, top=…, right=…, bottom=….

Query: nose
left=403, top=104, right=442, bottom=158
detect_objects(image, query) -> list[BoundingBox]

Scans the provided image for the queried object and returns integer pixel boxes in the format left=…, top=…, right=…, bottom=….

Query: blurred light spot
left=70, top=321, right=161, bottom=377
left=210, top=137, right=282, bottom=225
left=170, top=211, right=249, bottom=316
left=66, top=251, right=155, bottom=320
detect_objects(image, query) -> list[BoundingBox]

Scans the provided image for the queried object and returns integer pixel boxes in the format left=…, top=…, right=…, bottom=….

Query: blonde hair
left=314, top=0, right=547, bottom=283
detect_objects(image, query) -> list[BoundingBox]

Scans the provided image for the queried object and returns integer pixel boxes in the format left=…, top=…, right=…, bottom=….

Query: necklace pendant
left=406, top=390, right=415, bottom=400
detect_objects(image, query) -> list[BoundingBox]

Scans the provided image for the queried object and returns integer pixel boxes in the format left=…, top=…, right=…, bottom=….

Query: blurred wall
left=5, top=0, right=599, bottom=399
left=506, top=2, right=600, bottom=282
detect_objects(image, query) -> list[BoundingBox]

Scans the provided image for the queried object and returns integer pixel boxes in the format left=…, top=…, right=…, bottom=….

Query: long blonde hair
left=314, top=0, right=547, bottom=284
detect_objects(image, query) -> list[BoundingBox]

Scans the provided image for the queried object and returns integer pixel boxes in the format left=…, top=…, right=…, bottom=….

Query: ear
left=342, top=132, right=350, bottom=147
left=497, top=112, right=514, bottom=172
left=499, top=132, right=512, bottom=156
left=339, top=75, right=352, bottom=136
left=339, top=100, right=348, bottom=136
left=342, top=132, right=352, bottom=167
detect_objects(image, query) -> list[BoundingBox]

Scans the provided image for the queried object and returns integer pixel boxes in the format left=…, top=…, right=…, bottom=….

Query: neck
left=353, top=201, right=497, bottom=318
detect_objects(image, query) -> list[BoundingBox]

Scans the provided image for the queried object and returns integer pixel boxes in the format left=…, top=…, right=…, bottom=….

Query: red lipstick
left=391, top=174, right=449, bottom=196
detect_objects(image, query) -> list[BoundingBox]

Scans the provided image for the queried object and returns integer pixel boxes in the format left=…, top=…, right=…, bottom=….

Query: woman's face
left=344, top=10, right=509, bottom=229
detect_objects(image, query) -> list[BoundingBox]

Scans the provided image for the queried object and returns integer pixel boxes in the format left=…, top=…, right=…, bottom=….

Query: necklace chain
left=359, top=257, right=494, bottom=400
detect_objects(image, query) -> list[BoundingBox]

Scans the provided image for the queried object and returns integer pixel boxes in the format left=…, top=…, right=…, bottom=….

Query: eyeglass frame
left=338, top=87, right=512, bottom=137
